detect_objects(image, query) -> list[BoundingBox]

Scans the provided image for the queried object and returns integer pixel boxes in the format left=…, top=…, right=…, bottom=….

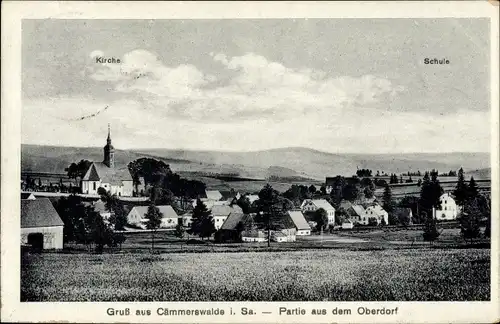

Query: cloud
left=89, top=50, right=405, bottom=122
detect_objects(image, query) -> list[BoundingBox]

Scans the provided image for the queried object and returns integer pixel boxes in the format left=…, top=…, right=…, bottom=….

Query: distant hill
left=21, top=144, right=490, bottom=181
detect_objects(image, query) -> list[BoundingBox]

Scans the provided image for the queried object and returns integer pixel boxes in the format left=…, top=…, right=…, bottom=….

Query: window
left=442, top=214, right=446, bottom=218
left=93, top=182, right=96, bottom=190
left=444, top=207, right=447, bottom=211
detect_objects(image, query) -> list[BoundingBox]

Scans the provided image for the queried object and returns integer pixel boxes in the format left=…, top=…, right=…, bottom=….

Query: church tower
left=103, top=124, right=115, bottom=168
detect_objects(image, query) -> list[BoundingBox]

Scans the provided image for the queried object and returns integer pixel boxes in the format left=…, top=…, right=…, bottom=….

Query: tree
left=236, top=195, right=251, bottom=214
left=342, top=184, right=359, bottom=202
left=419, top=170, right=443, bottom=218
left=453, top=168, right=468, bottom=206
left=144, top=204, right=163, bottom=251
left=459, top=198, right=482, bottom=244
left=257, top=184, right=281, bottom=247
left=308, top=185, right=317, bottom=194
left=422, top=211, right=440, bottom=244
left=363, top=186, right=374, bottom=199
left=101, top=192, right=127, bottom=231
left=368, top=217, right=378, bottom=227
left=314, top=208, right=328, bottom=231
left=65, top=160, right=92, bottom=186
left=190, top=199, right=213, bottom=239
left=97, top=187, right=107, bottom=196
left=320, top=185, right=326, bottom=195
left=468, top=177, right=479, bottom=201
left=174, top=222, right=185, bottom=239
left=382, top=184, right=394, bottom=213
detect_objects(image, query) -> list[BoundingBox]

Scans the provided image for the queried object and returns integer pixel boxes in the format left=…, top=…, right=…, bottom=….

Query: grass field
left=21, top=247, right=490, bottom=302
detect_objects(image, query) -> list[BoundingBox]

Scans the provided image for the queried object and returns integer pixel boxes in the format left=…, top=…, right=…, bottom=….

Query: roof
left=349, top=205, right=366, bottom=217
left=339, top=200, right=353, bottom=210
left=128, top=205, right=178, bottom=219
left=310, top=199, right=335, bottom=211
left=220, top=209, right=249, bottom=230
left=205, top=190, right=223, bottom=201
left=366, top=204, right=387, bottom=216
left=84, top=200, right=109, bottom=214
left=219, top=190, right=239, bottom=200
left=287, top=210, right=311, bottom=231
left=212, top=205, right=243, bottom=218
left=82, top=162, right=133, bottom=185
left=21, top=198, right=64, bottom=228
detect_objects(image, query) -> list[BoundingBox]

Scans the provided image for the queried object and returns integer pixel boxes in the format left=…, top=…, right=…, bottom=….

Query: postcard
left=1, top=1, right=499, bottom=323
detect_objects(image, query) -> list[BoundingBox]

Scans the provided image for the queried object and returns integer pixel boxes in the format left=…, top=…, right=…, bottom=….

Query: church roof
left=21, top=198, right=64, bottom=228
left=82, top=162, right=133, bottom=185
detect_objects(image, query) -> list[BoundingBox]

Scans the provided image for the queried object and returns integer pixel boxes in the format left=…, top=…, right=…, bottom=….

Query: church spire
left=103, top=124, right=115, bottom=168
left=107, top=123, right=112, bottom=144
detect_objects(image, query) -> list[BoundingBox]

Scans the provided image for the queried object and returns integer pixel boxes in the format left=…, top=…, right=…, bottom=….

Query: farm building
left=433, top=193, right=460, bottom=221
left=21, top=198, right=64, bottom=250
left=80, top=126, right=136, bottom=197
left=180, top=213, right=193, bottom=227
left=126, top=205, right=179, bottom=229
left=271, top=228, right=296, bottom=242
left=365, top=204, right=389, bottom=225
left=300, top=199, right=336, bottom=225
left=287, top=210, right=311, bottom=235
left=217, top=211, right=254, bottom=242
left=346, top=205, right=367, bottom=224
left=212, top=205, right=243, bottom=230
left=241, top=229, right=267, bottom=242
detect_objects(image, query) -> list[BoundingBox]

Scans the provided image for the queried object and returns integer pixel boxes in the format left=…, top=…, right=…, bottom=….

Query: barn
left=21, top=198, right=64, bottom=250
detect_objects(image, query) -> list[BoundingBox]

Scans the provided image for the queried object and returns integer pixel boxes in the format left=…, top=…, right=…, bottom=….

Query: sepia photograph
left=1, top=1, right=499, bottom=323
left=19, top=17, right=493, bottom=302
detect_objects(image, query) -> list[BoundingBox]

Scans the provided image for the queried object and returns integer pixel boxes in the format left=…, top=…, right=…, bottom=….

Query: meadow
left=21, top=248, right=490, bottom=302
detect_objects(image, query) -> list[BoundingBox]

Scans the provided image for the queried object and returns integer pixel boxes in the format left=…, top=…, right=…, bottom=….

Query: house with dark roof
left=127, top=205, right=179, bottom=229
left=81, top=126, right=135, bottom=196
left=212, top=205, right=243, bottom=230
left=287, top=210, right=311, bottom=235
left=21, top=198, right=64, bottom=250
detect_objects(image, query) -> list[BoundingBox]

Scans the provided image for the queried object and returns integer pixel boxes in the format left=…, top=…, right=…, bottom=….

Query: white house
left=300, top=199, right=336, bottom=225
left=433, top=193, right=460, bottom=221
left=365, top=204, right=389, bottom=225
left=287, top=210, right=311, bottom=236
left=127, top=205, right=179, bottom=229
left=21, top=198, right=64, bottom=250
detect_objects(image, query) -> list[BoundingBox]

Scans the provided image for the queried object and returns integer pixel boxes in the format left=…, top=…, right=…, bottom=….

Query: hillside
left=21, top=144, right=491, bottom=181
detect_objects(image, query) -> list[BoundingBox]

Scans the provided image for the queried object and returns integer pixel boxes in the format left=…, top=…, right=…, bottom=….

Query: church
left=81, top=126, right=135, bottom=196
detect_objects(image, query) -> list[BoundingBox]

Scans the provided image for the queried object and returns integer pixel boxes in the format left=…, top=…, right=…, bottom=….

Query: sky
left=22, top=19, right=491, bottom=153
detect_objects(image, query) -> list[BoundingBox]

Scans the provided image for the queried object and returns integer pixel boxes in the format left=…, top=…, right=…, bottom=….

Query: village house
left=346, top=204, right=367, bottom=224
left=271, top=228, right=297, bottom=242
left=212, top=205, right=243, bottom=230
left=341, top=220, right=354, bottom=229
left=180, top=213, right=193, bottom=227
left=287, top=210, right=311, bottom=235
left=364, top=204, right=389, bottom=225
left=241, top=229, right=267, bottom=242
left=433, top=193, right=460, bottom=221
left=81, top=126, right=136, bottom=197
left=126, top=205, right=179, bottom=229
left=218, top=211, right=253, bottom=242
left=21, top=198, right=64, bottom=250
left=300, top=199, right=336, bottom=226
